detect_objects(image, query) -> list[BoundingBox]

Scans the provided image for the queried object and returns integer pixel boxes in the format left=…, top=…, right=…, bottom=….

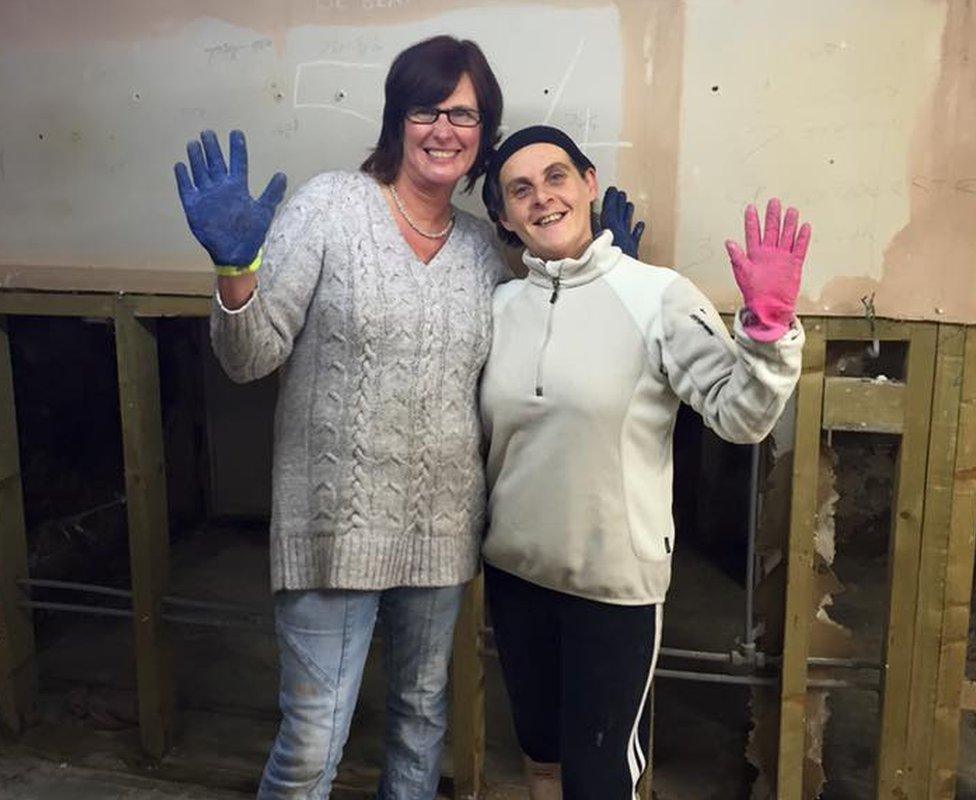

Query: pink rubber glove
left=724, top=199, right=811, bottom=342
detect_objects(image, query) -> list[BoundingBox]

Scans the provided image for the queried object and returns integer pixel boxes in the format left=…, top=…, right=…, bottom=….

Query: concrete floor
left=2, top=523, right=974, bottom=799
left=0, top=754, right=247, bottom=800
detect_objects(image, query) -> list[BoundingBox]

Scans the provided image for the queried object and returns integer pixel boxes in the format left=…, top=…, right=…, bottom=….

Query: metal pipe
left=656, top=669, right=875, bottom=691
left=18, top=577, right=268, bottom=619
left=656, top=669, right=776, bottom=687
left=659, top=647, right=732, bottom=664
left=745, top=442, right=761, bottom=649
left=21, top=582, right=883, bottom=673
left=765, top=653, right=881, bottom=670
left=19, top=578, right=132, bottom=599
left=658, top=646, right=880, bottom=672
left=20, top=600, right=133, bottom=619
left=20, top=599, right=272, bottom=631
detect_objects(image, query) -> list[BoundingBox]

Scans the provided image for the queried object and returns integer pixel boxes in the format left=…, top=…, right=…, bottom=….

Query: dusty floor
left=0, top=754, right=247, bottom=800
left=2, top=522, right=974, bottom=799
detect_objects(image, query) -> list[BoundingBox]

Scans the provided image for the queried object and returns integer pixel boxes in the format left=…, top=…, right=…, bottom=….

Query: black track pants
left=485, top=563, right=663, bottom=800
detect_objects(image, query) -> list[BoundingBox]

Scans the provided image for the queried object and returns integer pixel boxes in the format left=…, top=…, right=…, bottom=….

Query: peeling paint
left=748, top=441, right=852, bottom=797
left=815, top=0, right=976, bottom=322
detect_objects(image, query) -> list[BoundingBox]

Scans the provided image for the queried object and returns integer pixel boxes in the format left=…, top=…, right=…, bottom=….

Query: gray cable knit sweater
left=210, top=171, right=509, bottom=592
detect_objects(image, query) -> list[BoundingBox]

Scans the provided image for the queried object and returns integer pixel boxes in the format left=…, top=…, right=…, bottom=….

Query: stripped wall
left=0, top=0, right=973, bottom=322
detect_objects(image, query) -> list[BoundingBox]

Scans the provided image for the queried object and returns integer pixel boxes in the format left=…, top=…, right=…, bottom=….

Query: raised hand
left=600, top=186, right=646, bottom=259
left=174, top=130, right=287, bottom=268
left=724, top=199, right=811, bottom=342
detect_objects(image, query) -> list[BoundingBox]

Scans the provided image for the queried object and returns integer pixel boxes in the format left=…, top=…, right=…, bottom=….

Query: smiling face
left=399, top=72, right=482, bottom=191
left=498, top=143, right=598, bottom=260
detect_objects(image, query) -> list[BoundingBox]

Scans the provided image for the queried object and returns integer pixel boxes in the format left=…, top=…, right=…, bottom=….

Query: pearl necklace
left=389, top=184, right=455, bottom=239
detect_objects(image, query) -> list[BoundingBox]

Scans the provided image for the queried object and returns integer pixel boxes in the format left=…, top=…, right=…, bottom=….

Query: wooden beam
left=0, top=291, right=115, bottom=318
left=776, top=318, right=826, bottom=799
left=825, top=317, right=914, bottom=342
left=927, top=326, right=976, bottom=798
left=876, top=323, right=938, bottom=798
left=902, top=326, right=966, bottom=796
left=130, top=295, right=211, bottom=318
left=0, top=316, right=36, bottom=733
left=451, top=574, right=484, bottom=800
left=0, top=291, right=211, bottom=319
left=114, top=299, right=174, bottom=759
left=822, top=376, right=905, bottom=434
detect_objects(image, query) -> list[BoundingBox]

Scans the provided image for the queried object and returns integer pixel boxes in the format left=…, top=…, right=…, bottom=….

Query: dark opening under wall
left=6, top=319, right=976, bottom=800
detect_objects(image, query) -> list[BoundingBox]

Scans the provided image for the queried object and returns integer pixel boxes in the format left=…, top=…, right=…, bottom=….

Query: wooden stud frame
left=451, top=573, right=485, bottom=800
left=876, top=324, right=938, bottom=797
left=0, top=315, right=36, bottom=733
left=927, top=327, right=976, bottom=798
left=114, top=298, right=175, bottom=758
left=776, top=318, right=826, bottom=797
left=2, top=289, right=976, bottom=799
left=902, top=326, right=965, bottom=796
left=0, top=291, right=190, bottom=756
left=776, top=318, right=976, bottom=799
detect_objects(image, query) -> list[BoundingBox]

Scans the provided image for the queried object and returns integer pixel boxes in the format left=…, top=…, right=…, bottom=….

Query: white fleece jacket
left=480, top=230, right=804, bottom=605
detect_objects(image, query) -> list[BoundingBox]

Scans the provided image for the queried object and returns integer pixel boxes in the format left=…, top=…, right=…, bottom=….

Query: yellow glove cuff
left=214, top=248, right=263, bottom=278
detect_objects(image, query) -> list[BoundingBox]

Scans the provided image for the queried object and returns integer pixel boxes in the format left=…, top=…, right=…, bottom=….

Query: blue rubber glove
left=600, top=186, right=646, bottom=259
left=174, top=129, right=287, bottom=268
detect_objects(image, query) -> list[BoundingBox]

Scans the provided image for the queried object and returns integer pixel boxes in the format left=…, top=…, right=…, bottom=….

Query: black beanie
left=481, top=125, right=594, bottom=224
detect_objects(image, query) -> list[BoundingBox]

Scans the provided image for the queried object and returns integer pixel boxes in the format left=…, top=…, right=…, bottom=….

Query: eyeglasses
left=406, top=106, right=482, bottom=128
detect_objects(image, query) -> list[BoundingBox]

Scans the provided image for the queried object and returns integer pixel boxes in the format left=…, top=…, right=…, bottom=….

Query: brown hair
left=361, top=36, right=503, bottom=193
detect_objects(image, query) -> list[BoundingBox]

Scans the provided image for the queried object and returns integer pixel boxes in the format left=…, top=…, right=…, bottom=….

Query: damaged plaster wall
left=0, top=1, right=974, bottom=322
left=677, top=0, right=976, bottom=322
left=748, top=428, right=855, bottom=799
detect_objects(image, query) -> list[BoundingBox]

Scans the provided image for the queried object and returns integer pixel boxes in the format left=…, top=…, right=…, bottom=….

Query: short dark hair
left=482, top=138, right=596, bottom=247
left=361, top=36, right=503, bottom=192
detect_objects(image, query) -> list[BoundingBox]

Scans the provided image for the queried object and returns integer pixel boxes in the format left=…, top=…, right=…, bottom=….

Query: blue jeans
left=257, top=585, right=464, bottom=800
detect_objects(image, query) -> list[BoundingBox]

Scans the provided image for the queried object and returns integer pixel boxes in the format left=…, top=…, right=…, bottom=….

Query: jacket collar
left=522, top=230, right=622, bottom=288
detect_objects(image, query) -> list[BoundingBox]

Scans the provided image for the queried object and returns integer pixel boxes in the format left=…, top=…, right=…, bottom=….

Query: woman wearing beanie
left=480, top=126, right=811, bottom=799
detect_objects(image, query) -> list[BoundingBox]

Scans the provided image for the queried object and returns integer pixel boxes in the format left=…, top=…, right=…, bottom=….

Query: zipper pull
left=549, top=275, right=561, bottom=304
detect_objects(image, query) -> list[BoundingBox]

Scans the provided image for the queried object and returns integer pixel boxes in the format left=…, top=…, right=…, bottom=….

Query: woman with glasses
left=175, top=37, right=640, bottom=800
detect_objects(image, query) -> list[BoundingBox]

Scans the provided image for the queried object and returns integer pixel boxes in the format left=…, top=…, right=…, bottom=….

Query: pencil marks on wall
left=539, top=39, right=633, bottom=153
left=542, top=37, right=585, bottom=125
left=0, top=3, right=627, bottom=271
left=293, top=59, right=385, bottom=126
left=205, top=38, right=273, bottom=64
